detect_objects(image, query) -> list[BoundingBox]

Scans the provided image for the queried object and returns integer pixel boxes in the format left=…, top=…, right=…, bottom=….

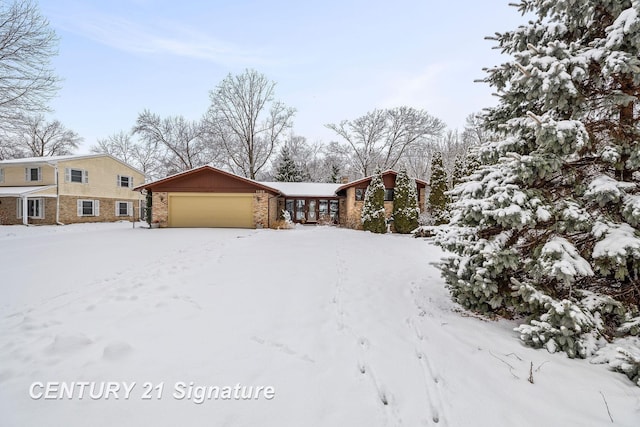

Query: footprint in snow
left=103, top=342, right=133, bottom=361
left=45, top=333, right=92, bottom=354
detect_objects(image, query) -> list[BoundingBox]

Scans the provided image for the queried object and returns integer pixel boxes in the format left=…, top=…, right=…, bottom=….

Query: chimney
left=340, top=176, right=350, bottom=184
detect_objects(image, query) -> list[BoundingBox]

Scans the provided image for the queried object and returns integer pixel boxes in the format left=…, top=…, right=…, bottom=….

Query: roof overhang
left=134, top=165, right=282, bottom=195
left=0, top=186, right=58, bottom=197
left=336, top=170, right=428, bottom=193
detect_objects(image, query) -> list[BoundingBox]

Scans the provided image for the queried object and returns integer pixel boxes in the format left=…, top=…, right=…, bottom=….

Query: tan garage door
left=168, top=193, right=254, bottom=228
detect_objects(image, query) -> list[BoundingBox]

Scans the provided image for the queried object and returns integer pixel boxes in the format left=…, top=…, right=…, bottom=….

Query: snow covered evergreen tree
left=361, top=169, right=387, bottom=233
left=274, top=146, right=304, bottom=182
left=452, top=146, right=482, bottom=188
left=437, top=0, right=640, bottom=370
left=393, top=168, right=420, bottom=233
left=428, top=151, right=450, bottom=225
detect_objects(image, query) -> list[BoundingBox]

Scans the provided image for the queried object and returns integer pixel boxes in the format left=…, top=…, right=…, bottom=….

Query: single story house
left=135, top=166, right=427, bottom=229
left=0, top=154, right=145, bottom=225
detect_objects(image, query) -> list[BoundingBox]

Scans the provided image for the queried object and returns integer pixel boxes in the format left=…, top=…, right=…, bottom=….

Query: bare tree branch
left=0, top=0, right=59, bottom=124
left=13, top=114, right=81, bottom=156
left=326, top=107, right=445, bottom=177
left=206, top=69, right=295, bottom=179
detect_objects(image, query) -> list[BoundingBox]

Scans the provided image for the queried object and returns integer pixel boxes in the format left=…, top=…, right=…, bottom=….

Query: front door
left=307, top=200, right=317, bottom=222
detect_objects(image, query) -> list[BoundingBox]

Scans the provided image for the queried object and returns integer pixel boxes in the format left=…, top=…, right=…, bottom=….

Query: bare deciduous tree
left=462, top=112, right=496, bottom=146
left=400, top=140, right=435, bottom=183
left=0, top=0, right=59, bottom=124
left=133, top=110, right=213, bottom=174
left=90, top=130, right=164, bottom=181
left=326, top=106, right=445, bottom=177
left=207, top=69, right=295, bottom=179
left=91, top=130, right=137, bottom=164
left=14, top=114, right=81, bottom=156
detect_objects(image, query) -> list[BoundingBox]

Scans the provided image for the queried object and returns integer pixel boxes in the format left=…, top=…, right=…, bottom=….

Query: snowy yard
left=0, top=223, right=639, bottom=426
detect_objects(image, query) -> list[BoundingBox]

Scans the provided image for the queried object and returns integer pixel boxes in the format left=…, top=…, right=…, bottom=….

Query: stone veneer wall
left=151, top=192, right=169, bottom=227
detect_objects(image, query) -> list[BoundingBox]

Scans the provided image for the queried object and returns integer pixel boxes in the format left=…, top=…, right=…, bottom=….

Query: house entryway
left=285, top=198, right=339, bottom=224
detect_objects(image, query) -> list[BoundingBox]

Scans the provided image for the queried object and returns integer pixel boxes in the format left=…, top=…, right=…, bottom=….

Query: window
left=285, top=199, right=294, bottom=220
left=329, top=200, right=339, bottom=222
left=65, top=168, right=88, bottom=183
left=25, top=167, right=41, bottom=182
left=319, top=200, right=328, bottom=217
left=116, top=201, right=133, bottom=217
left=355, top=188, right=365, bottom=201
left=117, top=175, right=133, bottom=188
left=77, top=199, right=100, bottom=216
left=295, top=199, right=306, bottom=221
left=17, top=198, right=44, bottom=219
left=0, top=168, right=3, bottom=183
left=384, top=188, right=394, bottom=201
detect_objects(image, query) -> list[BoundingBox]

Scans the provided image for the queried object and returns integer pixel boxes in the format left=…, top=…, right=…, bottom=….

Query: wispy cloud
left=52, top=9, right=271, bottom=66
left=380, top=62, right=452, bottom=108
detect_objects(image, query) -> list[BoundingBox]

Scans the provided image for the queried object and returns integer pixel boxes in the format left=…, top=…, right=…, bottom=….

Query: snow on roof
left=0, top=154, right=97, bottom=164
left=0, top=154, right=145, bottom=176
left=0, top=186, right=57, bottom=196
left=259, top=181, right=342, bottom=197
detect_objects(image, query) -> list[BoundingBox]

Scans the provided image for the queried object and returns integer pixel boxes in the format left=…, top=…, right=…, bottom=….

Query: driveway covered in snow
left=0, top=223, right=638, bottom=426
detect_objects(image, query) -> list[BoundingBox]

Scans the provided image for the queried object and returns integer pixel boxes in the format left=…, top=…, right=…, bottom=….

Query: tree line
left=0, top=1, right=491, bottom=188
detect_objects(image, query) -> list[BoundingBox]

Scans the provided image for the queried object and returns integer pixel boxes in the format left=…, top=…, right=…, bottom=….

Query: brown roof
left=336, top=170, right=428, bottom=193
left=133, top=165, right=282, bottom=195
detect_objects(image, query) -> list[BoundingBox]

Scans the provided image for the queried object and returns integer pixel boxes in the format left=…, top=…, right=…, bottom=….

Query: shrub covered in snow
left=392, top=168, right=420, bottom=233
left=361, top=169, right=387, bottom=233
left=436, top=0, right=640, bottom=383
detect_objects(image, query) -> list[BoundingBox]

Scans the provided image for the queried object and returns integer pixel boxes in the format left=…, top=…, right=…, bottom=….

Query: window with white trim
left=17, top=198, right=44, bottom=219
left=25, top=167, right=41, bottom=182
left=115, top=201, right=133, bottom=216
left=65, top=168, right=88, bottom=184
left=77, top=199, right=100, bottom=216
left=117, top=175, right=133, bottom=188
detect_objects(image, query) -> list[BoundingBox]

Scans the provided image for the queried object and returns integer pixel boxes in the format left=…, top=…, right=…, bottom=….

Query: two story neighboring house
left=0, top=154, right=145, bottom=225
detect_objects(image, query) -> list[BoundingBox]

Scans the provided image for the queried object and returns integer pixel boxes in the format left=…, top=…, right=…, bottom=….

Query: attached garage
left=134, top=166, right=280, bottom=229
left=168, top=193, right=254, bottom=228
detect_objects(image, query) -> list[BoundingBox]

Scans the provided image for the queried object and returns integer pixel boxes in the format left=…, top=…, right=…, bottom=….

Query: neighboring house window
left=25, top=167, right=41, bottom=182
left=65, top=168, right=88, bottom=183
left=384, top=188, right=394, bottom=201
left=117, top=175, right=133, bottom=188
left=355, top=188, right=365, bottom=201
left=0, top=168, right=3, bottom=183
left=116, top=201, right=133, bottom=216
left=17, top=198, right=44, bottom=219
left=77, top=199, right=100, bottom=216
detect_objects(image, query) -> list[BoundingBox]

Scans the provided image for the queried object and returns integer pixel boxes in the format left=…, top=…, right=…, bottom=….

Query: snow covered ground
left=0, top=222, right=639, bottom=426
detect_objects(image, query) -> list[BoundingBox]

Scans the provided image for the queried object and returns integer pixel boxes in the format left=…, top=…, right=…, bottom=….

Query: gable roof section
left=336, top=170, right=428, bottom=193
left=134, top=166, right=281, bottom=195
left=0, top=153, right=145, bottom=176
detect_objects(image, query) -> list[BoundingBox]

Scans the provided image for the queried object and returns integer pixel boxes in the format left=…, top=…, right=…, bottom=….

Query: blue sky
left=38, top=0, right=525, bottom=152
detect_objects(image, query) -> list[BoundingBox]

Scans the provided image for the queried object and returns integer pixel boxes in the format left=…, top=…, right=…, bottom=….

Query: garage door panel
left=168, top=193, right=254, bottom=228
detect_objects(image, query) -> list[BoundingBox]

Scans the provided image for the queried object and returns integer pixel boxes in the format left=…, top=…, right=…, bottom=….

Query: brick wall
left=346, top=200, right=364, bottom=230
left=59, top=195, right=140, bottom=224
left=151, top=192, right=168, bottom=227
left=419, top=188, right=427, bottom=213
left=253, top=191, right=269, bottom=228
left=0, top=197, right=57, bottom=225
